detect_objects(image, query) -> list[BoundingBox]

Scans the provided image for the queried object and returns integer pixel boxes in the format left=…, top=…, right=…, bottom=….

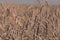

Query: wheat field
left=0, top=3, right=60, bottom=40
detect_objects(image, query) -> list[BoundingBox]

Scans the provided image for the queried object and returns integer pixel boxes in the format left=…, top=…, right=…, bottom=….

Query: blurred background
left=0, top=0, right=60, bottom=5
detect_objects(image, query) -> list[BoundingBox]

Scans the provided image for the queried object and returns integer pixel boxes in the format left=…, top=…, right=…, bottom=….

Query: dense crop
left=0, top=3, right=60, bottom=40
